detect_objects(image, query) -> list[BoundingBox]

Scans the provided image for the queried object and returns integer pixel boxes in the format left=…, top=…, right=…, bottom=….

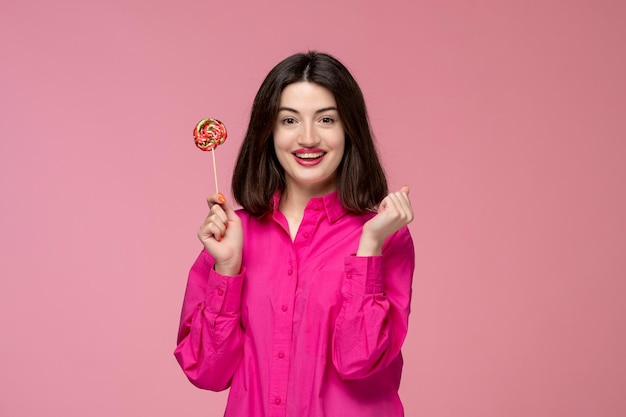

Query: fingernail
left=218, top=193, right=226, bottom=203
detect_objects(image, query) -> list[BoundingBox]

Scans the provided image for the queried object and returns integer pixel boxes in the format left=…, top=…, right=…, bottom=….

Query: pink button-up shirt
left=175, top=191, right=415, bottom=417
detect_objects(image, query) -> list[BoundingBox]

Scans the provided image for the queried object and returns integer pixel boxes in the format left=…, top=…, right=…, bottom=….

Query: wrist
left=357, top=232, right=384, bottom=256
left=214, top=258, right=242, bottom=276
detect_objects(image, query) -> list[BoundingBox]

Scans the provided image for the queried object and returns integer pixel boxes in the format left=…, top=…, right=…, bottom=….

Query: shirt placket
left=268, top=256, right=295, bottom=417
left=268, top=202, right=323, bottom=417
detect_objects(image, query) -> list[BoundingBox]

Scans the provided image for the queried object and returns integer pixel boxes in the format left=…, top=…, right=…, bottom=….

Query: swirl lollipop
left=193, top=118, right=227, bottom=192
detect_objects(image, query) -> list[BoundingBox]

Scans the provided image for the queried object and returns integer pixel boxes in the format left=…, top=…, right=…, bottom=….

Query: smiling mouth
left=294, top=152, right=326, bottom=160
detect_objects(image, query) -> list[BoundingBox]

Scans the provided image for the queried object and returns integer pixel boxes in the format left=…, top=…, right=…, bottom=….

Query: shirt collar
left=270, top=189, right=348, bottom=224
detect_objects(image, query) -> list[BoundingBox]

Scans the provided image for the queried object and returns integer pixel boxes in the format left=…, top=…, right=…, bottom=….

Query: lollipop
left=194, top=118, right=227, bottom=151
left=193, top=118, right=227, bottom=192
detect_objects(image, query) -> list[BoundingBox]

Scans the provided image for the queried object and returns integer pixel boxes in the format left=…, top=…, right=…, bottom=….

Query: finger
left=396, top=194, right=414, bottom=223
left=385, top=192, right=401, bottom=212
left=206, top=213, right=227, bottom=235
left=387, top=191, right=413, bottom=223
left=206, top=193, right=239, bottom=222
left=218, top=197, right=238, bottom=220
left=384, top=186, right=410, bottom=213
left=206, top=192, right=228, bottom=207
left=208, top=221, right=226, bottom=240
left=394, top=189, right=412, bottom=215
left=392, top=186, right=413, bottom=215
left=387, top=193, right=409, bottom=220
left=201, top=208, right=227, bottom=232
left=382, top=191, right=405, bottom=212
left=200, top=220, right=225, bottom=241
left=209, top=203, right=228, bottom=225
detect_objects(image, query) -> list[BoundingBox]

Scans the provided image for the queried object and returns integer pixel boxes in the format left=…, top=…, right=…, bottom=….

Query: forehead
left=278, top=82, right=337, bottom=109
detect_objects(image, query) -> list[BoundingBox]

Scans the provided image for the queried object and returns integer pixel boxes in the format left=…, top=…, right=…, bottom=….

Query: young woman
left=175, top=51, right=415, bottom=417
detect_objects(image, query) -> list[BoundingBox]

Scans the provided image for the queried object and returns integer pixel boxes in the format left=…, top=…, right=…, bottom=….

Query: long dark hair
left=232, top=51, right=388, bottom=216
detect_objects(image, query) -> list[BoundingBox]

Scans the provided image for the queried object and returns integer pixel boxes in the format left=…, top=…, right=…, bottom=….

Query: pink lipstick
left=293, top=148, right=326, bottom=166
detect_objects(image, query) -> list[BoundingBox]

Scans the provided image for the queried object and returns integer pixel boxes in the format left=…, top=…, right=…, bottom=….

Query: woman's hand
left=198, top=193, right=243, bottom=276
left=357, top=185, right=414, bottom=256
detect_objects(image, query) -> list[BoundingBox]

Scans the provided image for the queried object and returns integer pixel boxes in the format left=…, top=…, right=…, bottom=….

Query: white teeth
left=295, top=152, right=324, bottom=159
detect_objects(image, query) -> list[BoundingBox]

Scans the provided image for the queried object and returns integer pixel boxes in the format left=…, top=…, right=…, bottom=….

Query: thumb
left=399, top=184, right=410, bottom=194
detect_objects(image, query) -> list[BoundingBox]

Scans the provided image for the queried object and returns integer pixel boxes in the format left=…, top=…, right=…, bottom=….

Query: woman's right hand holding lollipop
left=198, top=193, right=243, bottom=276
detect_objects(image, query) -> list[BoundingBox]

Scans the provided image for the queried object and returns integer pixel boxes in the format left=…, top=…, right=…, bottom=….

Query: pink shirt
left=174, top=191, right=415, bottom=417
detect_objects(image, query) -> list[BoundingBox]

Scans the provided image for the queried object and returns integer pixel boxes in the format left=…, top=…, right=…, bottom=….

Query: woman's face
left=273, top=82, right=345, bottom=195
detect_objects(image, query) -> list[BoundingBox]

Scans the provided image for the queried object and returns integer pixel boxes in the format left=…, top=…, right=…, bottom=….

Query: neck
left=279, top=182, right=335, bottom=216
left=278, top=182, right=336, bottom=241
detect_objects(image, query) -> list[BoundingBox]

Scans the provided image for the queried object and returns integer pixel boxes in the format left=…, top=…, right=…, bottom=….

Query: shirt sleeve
left=331, top=226, right=415, bottom=379
left=173, top=249, right=245, bottom=391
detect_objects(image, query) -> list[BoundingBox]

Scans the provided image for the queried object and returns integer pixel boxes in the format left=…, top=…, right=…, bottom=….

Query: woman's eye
left=282, top=117, right=296, bottom=125
left=320, top=117, right=334, bottom=124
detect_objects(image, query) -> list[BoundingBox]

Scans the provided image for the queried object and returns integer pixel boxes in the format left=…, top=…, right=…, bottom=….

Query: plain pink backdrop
left=1, top=0, right=625, bottom=416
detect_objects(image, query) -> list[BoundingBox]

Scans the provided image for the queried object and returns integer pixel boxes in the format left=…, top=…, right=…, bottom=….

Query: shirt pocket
left=305, top=269, right=343, bottom=356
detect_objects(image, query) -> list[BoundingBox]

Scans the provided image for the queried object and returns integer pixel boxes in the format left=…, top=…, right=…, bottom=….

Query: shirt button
left=303, top=232, right=309, bottom=239
left=346, top=273, right=352, bottom=279
left=278, top=351, right=285, bottom=359
left=274, top=397, right=281, bottom=405
left=281, top=305, right=288, bottom=312
left=217, top=288, right=224, bottom=296
left=287, top=269, right=293, bottom=275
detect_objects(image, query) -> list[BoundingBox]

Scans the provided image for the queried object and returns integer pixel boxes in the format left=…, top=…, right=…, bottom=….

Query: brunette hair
left=232, top=51, right=388, bottom=216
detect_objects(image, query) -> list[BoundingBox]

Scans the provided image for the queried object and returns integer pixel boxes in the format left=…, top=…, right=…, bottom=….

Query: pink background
left=1, top=0, right=625, bottom=416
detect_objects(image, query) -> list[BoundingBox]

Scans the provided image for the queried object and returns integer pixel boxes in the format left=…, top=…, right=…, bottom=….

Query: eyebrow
left=278, top=106, right=338, bottom=115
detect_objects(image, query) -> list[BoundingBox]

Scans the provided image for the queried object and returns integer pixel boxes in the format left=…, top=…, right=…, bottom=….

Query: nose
left=298, top=123, right=320, bottom=147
